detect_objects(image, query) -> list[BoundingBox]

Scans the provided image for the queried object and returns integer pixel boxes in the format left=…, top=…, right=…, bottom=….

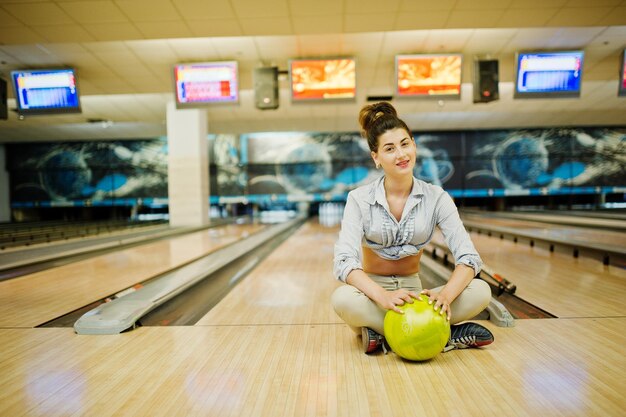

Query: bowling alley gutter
left=69, top=217, right=305, bottom=335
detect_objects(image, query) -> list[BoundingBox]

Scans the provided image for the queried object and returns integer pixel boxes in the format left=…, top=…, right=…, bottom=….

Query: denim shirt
left=333, top=176, right=482, bottom=282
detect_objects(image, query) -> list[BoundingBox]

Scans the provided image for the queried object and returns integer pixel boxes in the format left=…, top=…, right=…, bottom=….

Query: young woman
left=332, top=102, right=494, bottom=354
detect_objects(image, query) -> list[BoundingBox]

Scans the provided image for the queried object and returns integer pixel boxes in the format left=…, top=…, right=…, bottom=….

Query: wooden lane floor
left=197, top=221, right=342, bottom=326
left=1, top=220, right=625, bottom=416
left=462, top=214, right=626, bottom=249
left=446, top=231, right=626, bottom=318
left=462, top=209, right=626, bottom=229
left=1, top=319, right=624, bottom=415
left=0, top=223, right=264, bottom=328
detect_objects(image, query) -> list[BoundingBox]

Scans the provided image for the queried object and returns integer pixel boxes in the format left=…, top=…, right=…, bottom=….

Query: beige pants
left=331, top=273, right=492, bottom=335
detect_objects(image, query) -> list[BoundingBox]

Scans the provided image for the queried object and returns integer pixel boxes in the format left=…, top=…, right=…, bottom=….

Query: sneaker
left=361, top=327, right=388, bottom=354
left=444, top=322, right=494, bottom=352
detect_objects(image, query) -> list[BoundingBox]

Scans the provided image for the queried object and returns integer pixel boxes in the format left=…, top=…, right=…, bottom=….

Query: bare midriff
left=362, top=246, right=422, bottom=276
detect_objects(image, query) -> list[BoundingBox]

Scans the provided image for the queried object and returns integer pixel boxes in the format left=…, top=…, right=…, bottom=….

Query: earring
left=376, top=163, right=381, bottom=169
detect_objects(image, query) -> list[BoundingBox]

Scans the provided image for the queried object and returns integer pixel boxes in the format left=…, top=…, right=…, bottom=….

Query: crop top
left=333, top=176, right=482, bottom=282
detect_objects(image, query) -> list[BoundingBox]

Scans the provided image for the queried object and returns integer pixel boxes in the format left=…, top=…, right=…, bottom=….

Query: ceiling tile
left=345, top=0, right=401, bottom=13
left=84, top=22, right=144, bottom=41
left=0, top=7, right=23, bottom=27
left=508, top=0, right=567, bottom=7
left=395, top=12, right=449, bottom=31
left=66, top=54, right=108, bottom=70
left=58, top=1, right=128, bottom=23
left=496, top=8, right=559, bottom=28
left=211, top=37, right=259, bottom=60
left=454, top=0, right=513, bottom=9
left=0, top=7, right=625, bottom=140
left=546, top=7, right=614, bottom=26
left=114, top=0, right=181, bottom=22
left=167, top=38, right=219, bottom=61
left=344, top=13, right=396, bottom=33
left=0, top=25, right=46, bottom=45
left=2, top=43, right=65, bottom=66
left=585, top=51, right=625, bottom=76
left=43, top=42, right=90, bottom=54
left=125, top=39, right=179, bottom=63
left=543, top=27, right=606, bottom=49
left=146, top=63, right=176, bottom=83
left=422, top=29, right=474, bottom=52
left=186, top=19, right=244, bottom=37
left=288, top=0, right=343, bottom=16
left=565, top=0, right=622, bottom=6
left=380, top=31, right=430, bottom=57
left=599, top=26, right=626, bottom=36
left=76, top=79, right=103, bottom=94
left=446, top=10, right=505, bottom=29
left=172, top=0, right=235, bottom=20
left=2, top=2, right=74, bottom=25
left=239, top=17, right=293, bottom=36
left=463, top=29, right=517, bottom=55
left=342, top=32, right=385, bottom=56
left=82, top=41, right=129, bottom=53
left=596, top=7, right=626, bottom=25
left=32, top=24, right=96, bottom=43
left=399, top=0, right=457, bottom=12
left=90, top=76, right=135, bottom=93
left=135, top=21, right=193, bottom=39
left=128, top=75, right=165, bottom=93
left=76, top=63, right=118, bottom=77
left=0, top=47, right=23, bottom=65
left=254, top=36, right=298, bottom=61
left=230, top=0, right=289, bottom=18
left=292, top=15, right=342, bottom=35
left=296, top=34, right=347, bottom=57
left=498, top=28, right=562, bottom=53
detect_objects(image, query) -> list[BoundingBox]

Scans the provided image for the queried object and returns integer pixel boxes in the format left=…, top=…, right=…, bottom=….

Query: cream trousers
left=331, top=273, right=492, bottom=335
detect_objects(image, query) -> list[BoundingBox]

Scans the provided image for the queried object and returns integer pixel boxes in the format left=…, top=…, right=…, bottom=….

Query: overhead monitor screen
left=11, top=68, right=81, bottom=115
left=395, top=54, right=463, bottom=98
left=174, top=61, right=239, bottom=107
left=289, top=58, right=356, bottom=101
left=514, top=51, right=584, bottom=98
left=619, top=49, right=626, bottom=97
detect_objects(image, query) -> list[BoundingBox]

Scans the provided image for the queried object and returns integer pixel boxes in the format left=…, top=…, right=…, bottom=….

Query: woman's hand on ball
left=420, top=289, right=452, bottom=321
left=375, top=289, right=419, bottom=313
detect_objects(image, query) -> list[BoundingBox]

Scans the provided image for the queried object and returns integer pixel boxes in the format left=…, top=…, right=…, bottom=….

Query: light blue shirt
left=333, top=176, right=482, bottom=282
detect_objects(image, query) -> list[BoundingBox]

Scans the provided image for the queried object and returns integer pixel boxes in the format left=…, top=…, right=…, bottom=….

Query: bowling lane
left=0, top=223, right=265, bottom=328
left=196, top=220, right=343, bottom=326
left=432, top=231, right=626, bottom=318
left=462, top=213, right=626, bottom=249
left=0, top=318, right=624, bottom=416
left=462, top=209, right=626, bottom=230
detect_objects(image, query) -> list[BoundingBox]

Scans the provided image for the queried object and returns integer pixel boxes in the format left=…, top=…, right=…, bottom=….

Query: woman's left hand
left=420, top=289, right=452, bottom=321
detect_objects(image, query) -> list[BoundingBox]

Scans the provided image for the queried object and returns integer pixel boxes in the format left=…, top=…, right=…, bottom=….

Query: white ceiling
left=0, top=0, right=625, bottom=142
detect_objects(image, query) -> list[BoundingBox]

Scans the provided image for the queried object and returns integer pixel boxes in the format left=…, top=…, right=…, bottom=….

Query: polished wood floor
left=432, top=231, right=626, bottom=318
left=0, top=223, right=264, bottom=327
left=462, top=213, right=626, bottom=248
left=1, top=219, right=625, bottom=416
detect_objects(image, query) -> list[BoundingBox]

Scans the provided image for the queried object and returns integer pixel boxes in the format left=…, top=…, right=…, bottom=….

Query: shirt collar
left=366, top=176, right=424, bottom=206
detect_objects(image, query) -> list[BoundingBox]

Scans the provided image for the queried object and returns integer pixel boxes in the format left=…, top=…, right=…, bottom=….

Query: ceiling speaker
left=254, top=67, right=279, bottom=110
left=473, top=60, right=499, bottom=103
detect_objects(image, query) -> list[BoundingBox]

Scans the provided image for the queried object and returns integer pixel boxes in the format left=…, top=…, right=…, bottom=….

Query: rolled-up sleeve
left=333, top=192, right=365, bottom=282
left=434, top=191, right=483, bottom=276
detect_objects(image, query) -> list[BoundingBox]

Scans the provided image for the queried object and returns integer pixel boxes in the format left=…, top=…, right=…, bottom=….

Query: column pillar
left=166, top=102, right=209, bottom=227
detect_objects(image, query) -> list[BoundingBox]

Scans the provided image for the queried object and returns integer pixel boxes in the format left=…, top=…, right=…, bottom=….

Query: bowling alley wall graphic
left=7, top=140, right=169, bottom=206
left=5, top=126, right=625, bottom=208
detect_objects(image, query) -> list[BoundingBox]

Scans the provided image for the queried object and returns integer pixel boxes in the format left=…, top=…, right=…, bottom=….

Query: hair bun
left=358, top=102, right=398, bottom=133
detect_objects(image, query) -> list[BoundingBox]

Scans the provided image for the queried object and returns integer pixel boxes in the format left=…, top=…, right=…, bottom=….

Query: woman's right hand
left=373, top=288, right=420, bottom=314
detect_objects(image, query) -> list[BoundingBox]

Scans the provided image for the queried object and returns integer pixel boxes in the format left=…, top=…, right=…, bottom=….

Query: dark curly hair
left=358, top=102, right=412, bottom=152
